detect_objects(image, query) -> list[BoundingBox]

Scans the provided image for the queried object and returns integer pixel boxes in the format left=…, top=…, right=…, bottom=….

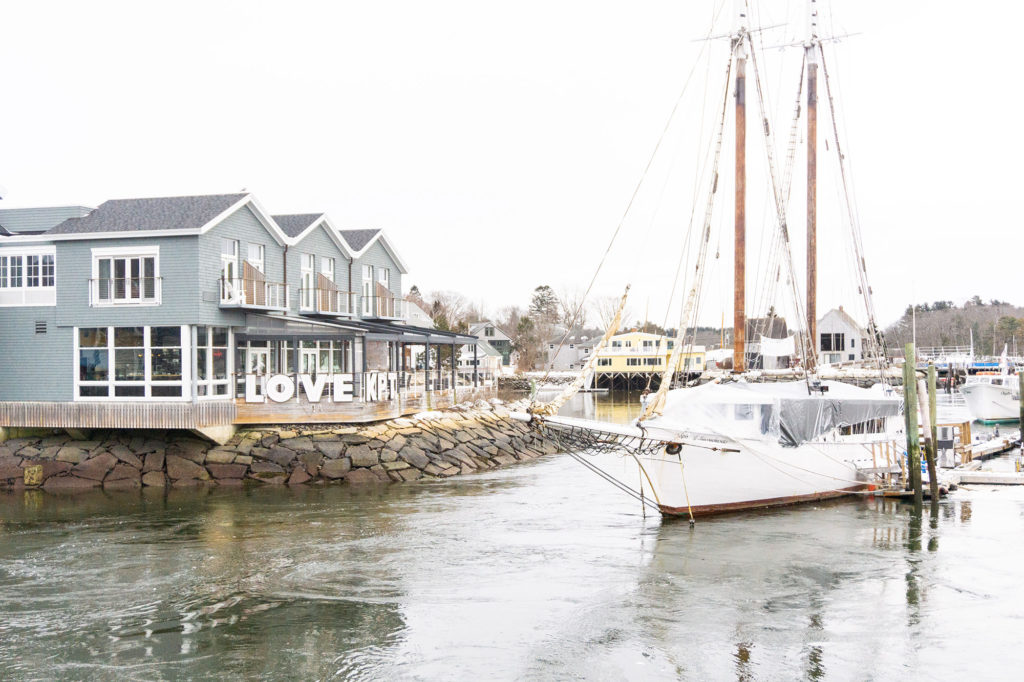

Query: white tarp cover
left=645, top=380, right=901, bottom=447
left=758, top=334, right=795, bottom=357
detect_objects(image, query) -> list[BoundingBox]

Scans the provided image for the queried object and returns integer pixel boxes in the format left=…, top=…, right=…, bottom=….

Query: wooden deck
left=0, top=386, right=496, bottom=430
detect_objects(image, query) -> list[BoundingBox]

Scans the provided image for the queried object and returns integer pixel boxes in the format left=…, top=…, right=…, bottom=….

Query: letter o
left=266, top=375, right=295, bottom=403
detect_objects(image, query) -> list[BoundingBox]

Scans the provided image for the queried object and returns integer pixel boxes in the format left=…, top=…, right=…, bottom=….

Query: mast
left=733, top=1, right=747, bottom=373
left=805, top=0, right=819, bottom=368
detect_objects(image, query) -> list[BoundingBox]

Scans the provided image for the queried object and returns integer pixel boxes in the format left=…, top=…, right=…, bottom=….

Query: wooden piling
left=922, top=365, right=939, bottom=502
left=1019, top=371, right=1023, bottom=426
left=903, top=344, right=923, bottom=505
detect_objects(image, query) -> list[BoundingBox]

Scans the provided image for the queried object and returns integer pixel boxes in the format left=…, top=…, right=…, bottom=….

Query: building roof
left=339, top=229, right=381, bottom=251
left=45, top=193, right=247, bottom=235
left=0, top=206, right=93, bottom=234
left=822, top=306, right=866, bottom=334
left=273, top=213, right=323, bottom=238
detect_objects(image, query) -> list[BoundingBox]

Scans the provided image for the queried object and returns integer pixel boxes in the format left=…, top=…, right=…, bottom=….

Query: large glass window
left=195, top=326, right=230, bottom=397
left=77, top=325, right=187, bottom=399
left=0, top=253, right=52, bottom=290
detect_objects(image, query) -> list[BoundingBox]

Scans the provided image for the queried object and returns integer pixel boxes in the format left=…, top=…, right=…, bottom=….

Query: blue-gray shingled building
left=0, top=193, right=480, bottom=441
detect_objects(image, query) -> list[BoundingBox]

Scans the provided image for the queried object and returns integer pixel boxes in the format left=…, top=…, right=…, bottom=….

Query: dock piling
left=903, top=344, right=923, bottom=505
left=925, top=364, right=939, bottom=502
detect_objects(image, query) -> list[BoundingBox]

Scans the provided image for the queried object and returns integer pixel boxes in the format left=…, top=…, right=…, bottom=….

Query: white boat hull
left=961, top=383, right=1020, bottom=422
left=638, top=438, right=880, bottom=516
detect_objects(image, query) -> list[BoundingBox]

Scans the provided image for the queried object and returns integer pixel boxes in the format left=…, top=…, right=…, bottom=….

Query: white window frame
left=321, top=256, right=335, bottom=283
left=300, top=253, right=315, bottom=311
left=91, top=245, right=161, bottom=307
left=194, top=326, right=233, bottom=400
left=74, top=324, right=191, bottom=401
left=247, top=243, right=265, bottom=273
left=0, top=245, right=57, bottom=307
left=361, top=264, right=374, bottom=315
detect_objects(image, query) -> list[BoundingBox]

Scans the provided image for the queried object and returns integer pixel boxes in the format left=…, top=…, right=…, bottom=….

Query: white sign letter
left=333, top=374, right=354, bottom=402
left=244, top=374, right=265, bottom=403
left=265, top=374, right=295, bottom=403
left=299, top=373, right=328, bottom=402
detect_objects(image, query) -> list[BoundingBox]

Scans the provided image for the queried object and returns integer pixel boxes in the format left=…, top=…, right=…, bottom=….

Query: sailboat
left=516, top=1, right=907, bottom=517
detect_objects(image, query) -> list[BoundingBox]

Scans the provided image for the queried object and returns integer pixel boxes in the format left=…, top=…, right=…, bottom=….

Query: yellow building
left=593, top=332, right=705, bottom=389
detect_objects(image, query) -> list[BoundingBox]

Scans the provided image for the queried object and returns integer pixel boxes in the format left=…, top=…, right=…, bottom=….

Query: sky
left=1, top=1, right=1021, bottom=329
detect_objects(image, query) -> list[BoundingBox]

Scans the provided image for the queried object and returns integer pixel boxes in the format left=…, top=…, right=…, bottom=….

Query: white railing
left=299, top=288, right=357, bottom=316
left=235, top=369, right=495, bottom=402
left=362, top=295, right=406, bottom=320
left=219, top=277, right=288, bottom=310
left=89, top=277, right=161, bottom=306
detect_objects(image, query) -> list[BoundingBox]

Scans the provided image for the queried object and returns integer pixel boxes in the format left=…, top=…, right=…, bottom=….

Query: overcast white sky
left=1, top=1, right=1020, bottom=329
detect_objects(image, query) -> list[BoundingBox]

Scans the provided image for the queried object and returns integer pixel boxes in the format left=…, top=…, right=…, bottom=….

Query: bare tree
left=427, top=290, right=470, bottom=331
left=592, top=295, right=632, bottom=331
left=558, top=287, right=587, bottom=329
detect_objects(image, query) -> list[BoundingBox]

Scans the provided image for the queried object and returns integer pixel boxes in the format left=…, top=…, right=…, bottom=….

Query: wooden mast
left=733, top=3, right=747, bottom=373
left=805, top=0, right=819, bottom=369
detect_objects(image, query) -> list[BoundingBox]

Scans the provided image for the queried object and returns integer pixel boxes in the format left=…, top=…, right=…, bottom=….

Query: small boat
left=960, top=348, right=1020, bottom=422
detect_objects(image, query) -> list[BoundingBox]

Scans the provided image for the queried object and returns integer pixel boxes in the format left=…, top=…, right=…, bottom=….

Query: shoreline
left=0, top=399, right=559, bottom=494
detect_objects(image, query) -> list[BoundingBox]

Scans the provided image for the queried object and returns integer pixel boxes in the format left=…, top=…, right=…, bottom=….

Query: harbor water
left=1, top=392, right=1023, bottom=680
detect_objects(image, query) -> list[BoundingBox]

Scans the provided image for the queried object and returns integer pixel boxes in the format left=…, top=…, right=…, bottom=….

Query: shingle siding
left=287, top=224, right=352, bottom=310
left=352, top=240, right=402, bottom=300
left=0, top=307, right=72, bottom=400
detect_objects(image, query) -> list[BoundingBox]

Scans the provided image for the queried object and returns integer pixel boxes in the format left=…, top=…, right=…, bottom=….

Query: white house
left=467, top=321, right=516, bottom=370
left=818, top=306, right=867, bottom=365
left=544, top=333, right=597, bottom=371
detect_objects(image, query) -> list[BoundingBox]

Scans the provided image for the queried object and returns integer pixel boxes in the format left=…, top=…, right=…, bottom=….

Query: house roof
left=339, top=229, right=381, bottom=251
left=273, top=213, right=323, bottom=238
left=0, top=206, right=93, bottom=234
left=45, top=193, right=248, bottom=235
left=823, top=307, right=866, bottom=334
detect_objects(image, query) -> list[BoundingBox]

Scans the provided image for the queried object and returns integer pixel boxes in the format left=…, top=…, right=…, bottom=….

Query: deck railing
left=361, top=295, right=406, bottom=320
left=219, top=277, right=288, bottom=311
left=299, top=288, right=357, bottom=316
left=89, top=277, right=162, bottom=306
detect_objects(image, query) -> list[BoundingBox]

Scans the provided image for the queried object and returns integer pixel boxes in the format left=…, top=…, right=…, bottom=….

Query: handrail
left=89, top=277, right=162, bottom=305
left=219, top=277, right=288, bottom=309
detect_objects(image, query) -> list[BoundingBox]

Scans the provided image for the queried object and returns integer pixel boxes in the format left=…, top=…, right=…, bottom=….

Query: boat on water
left=521, top=1, right=907, bottom=517
left=961, top=374, right=1020, bottom=423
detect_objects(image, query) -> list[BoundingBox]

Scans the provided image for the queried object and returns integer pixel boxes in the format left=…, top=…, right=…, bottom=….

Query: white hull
left=961, top=382, right=1020, bottom=422
left=637, top=437, right=882, bottom=515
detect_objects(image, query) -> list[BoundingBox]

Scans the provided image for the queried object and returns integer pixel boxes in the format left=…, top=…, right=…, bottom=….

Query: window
left=612, top=341, right=622, bottom=348
left=820, top=333, right=846, bottom=352
left=301, top=254, right=315, bottom=310
left=0, top=249, right=56, bottom=306
left=849, top=354, right=855, bottom=361
left=77, top=325, right=187, bottom=399
left=378, top=267, right=390, bottom=291
left=195, top=326, right=230, bottom=397
left=322, top=257, right=335, bottom=283
left=247, top=244, right=265, bottom=272
left=485, top=327, right=495, bottom=337
left=850, top=338, right=855, bottom=348
left=361, top=265, right=373, bottom=315
left=598, top=358, right=612, bottom=367
left=627, top=358, right=640, bottom=366
left=94, top=255, right=158, bottom=304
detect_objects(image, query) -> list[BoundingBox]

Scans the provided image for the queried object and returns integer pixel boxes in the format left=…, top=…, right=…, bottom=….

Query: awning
left=240, top=313, right=477, bottom=345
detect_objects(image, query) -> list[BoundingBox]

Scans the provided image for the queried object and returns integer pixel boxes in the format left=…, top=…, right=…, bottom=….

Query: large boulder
left=347, top=445, right=378, bottom=468
left=399, top=446, right=430, bottom=470
left=72, top=453, right=118, bottom=481
left=316, top=441, right=346, bottom=459
left=280, top=437, right=315, bottom=453
left=142, top=450, right=165, bottom=473
left=141, top=471, right=166, bottom=487
left=43, top=475, right=101, bottom=491
left=298, top=451, right=324, bottom=475
left=108, top=444, right=143, bottom=468
left=263, top=446, right=297, bottom=468
left=166, top=454, right=210, bottom=481
left=320, top=458, right=351, bottom=479
left=206, top=463, right=247, bottom=479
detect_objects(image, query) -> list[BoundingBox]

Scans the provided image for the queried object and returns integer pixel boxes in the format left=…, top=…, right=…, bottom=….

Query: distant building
left=594, top=331, right=704, bottom=389
left=458, top=338, right=503, bottom=375
left=544, top=332, right=598, bottom=371
left=405, top=299, right=435, bottom=328
left=467, top=321, right=516, bottom=369
left=818, top=306, right=866, bottom=365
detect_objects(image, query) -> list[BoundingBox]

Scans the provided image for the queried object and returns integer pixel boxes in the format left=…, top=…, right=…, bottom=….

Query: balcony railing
left=361, top=295, right=406, bottom=320
left=219, top=277, right=288, bottom=311
left=89, top=277, right=162, bottom=306
left=299, top=288, right=357, bottom=317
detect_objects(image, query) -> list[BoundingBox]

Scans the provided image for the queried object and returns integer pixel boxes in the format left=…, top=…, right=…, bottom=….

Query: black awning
left=240, top=314, right=477, bottom=344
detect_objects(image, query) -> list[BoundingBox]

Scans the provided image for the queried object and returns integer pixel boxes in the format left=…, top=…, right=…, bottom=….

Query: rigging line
left=744, top=24, right=813, bottom=382
left=641, top=48, right=736, bottom=419
left=534, top=0, right=728, bottom=397
left=818, top=46, right=889, bottom=377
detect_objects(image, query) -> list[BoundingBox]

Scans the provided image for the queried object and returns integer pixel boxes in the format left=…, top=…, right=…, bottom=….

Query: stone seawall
left=0, top=400, right=558, bottom=493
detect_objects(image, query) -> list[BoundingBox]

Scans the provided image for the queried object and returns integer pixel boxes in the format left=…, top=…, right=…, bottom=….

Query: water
left=1, top=392, right=1023, bottom=680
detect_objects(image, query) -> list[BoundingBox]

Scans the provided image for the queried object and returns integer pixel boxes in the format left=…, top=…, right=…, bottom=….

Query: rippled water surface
left=1, top=392, right=1023, bottom=680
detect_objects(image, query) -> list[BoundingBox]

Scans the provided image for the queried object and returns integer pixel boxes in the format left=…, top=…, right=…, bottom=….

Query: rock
left=368, top=439, right=387, bottom=450
left=138, top=440, right=165, bottom=455
left=72, top=453, right=118, bottom=481
left=165, top=454, right=210, bottom=481
left=454, top=431, right=474, bottom=443
left=206, top=463, right=247, bottom=479
left=277, top=430, right=298, bottom=439
left=263, top=446, right=297, bottom=468
left=344, top=468, right=382, bottom=484
left=398, top=468, right=423, bottom=481
left=39, top=461, right=72, bottom=479
left=141, top=471, right=166, bottom=487
left=494, top=454, right=516, bottom=466
left=18, top=446, right=41, bottom=458
left=108, top=444, right=143, bottom=468
left=347, top=445, right=378, bottom=468
left=288, top=468, right=311, bottom=485
left=234, top=439, right=254, bottom=456
left=382, top=461, right=410, bottom=471
left=56, top=446, right=86, bottom=464
left=250, top=461, right=284, bottom=474
left=320, top=458, right=351, bottom=479
left=369, top=465, right=391, bottom=481
left=260, top=434, right=280, bottom=448
left=205, top=449, right=236, bottom=464
left=168, top=439, right=208, bottom=464
left=423, top=463, right=447, bottom=476
left=233, top=455, right=253, bottom=465
left=43, top=475, right=101, bottom=491
left=143, top=450, right=165, bottom=473
left=385, top=434, right=407, bottom=451
left=380, top=449, right=398, bottom=463
left=316, top=441, right=346, bottom=459
left=399, top=446, right=430, bottom=470
left=339, top=434, right=369, bottom=445
left=39, top=445, right=62, bottom=460
left=0, top=466, right=23, bottom=481
left=0, top=455, right=21, bottom=469
left=298, top=451, right=323, bottom=476
left=104, top=477, right=141, bottom=490
left=106, top=463, right=140, bottom=482
left=280, top=437, right=315, bottom=453
left=331, top=427, right=358, bottom=435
